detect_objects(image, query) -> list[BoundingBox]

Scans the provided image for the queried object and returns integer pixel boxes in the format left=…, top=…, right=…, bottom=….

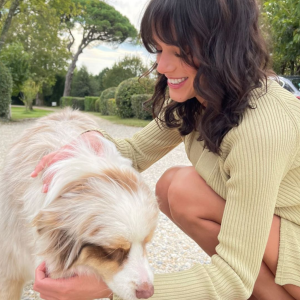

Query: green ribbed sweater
left=95, top=81, right=300, bottom=299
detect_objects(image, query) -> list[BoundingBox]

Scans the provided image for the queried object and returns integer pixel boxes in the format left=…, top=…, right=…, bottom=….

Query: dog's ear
left=32, top=211, right=81, bottom=274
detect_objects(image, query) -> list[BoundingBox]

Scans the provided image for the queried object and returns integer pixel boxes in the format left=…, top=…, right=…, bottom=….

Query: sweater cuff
left=113, top=264, right=217, bottom=300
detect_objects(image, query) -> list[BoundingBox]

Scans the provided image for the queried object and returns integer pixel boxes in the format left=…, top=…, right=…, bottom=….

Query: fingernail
left=31, top=171, right=36, bottom=177
left=42, top=184, right=48, bottom=193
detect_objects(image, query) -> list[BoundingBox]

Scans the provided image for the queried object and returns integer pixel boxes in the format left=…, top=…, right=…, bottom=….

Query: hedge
left=60, top=96, right=85, bottom=111
left=131, top=94, right=153, bottom=120
left=84, top=96, right=99, bottom=112
left=99, top=87, right=117, bottom=115
left=107, top=98, right=117, bottom=115
left=95, top=98, right=100, bottom=112
left=0, top=62, right=12, bottom=120
left=115, top=77, right=155, bottom=118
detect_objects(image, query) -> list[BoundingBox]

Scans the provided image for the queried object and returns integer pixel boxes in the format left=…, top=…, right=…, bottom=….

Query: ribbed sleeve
left=94, top=119, right=182, bottom=172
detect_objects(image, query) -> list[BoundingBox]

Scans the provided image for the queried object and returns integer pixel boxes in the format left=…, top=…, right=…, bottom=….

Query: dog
left=0, top=108, right=159, bottom=300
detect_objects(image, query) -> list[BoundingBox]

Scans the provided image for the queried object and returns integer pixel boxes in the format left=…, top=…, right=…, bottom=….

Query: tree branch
left=67, top=27, right=75, bottom=52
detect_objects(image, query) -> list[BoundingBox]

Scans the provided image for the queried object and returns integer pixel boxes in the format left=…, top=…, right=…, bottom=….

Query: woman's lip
left=167, top=78, right=188, bottom=89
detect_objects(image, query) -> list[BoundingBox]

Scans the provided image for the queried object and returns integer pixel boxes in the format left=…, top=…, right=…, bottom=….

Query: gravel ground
left=0, top=115, right=210, bottom=300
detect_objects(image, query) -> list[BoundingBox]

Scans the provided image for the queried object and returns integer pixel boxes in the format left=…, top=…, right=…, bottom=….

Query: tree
left=97, top=67, right=109, bottom=93
left=62, top=0, right=137, bottom=96
left=0, top=42, right=30, bottom=95
left=263, top=0, right=300, bottom=75
left=102, top=55, right=147, bottom=90
left=0, top=61, right=12, bottom=120
left=71, top=66, right=94, bottom=97
left=5, top=0, right=71, bottom=104
left=0, top=0, right=21, bottom=52
left=19, top=78, right=39, bottom=111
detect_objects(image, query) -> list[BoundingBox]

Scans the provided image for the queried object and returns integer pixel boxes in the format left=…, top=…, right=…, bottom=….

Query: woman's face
left=154, top=37, right=205, bottom=105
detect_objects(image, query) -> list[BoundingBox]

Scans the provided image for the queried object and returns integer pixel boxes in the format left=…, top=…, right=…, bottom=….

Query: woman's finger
left=31, top=153, right=57, bottom=178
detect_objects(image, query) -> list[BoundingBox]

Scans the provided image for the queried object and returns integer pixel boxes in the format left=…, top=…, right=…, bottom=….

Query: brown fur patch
left=102, top=168, right=138, bottom=194
left=74, top=244, right=131, bottom=282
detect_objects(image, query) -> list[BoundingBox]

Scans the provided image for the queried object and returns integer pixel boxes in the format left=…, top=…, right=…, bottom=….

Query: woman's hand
left=34, top=262, right=113, bottom=300
left=31, top=131, right=103, bottom=193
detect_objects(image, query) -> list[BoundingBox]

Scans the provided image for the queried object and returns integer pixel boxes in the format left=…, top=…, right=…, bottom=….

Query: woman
left=32, top=0, right=300, bottom=299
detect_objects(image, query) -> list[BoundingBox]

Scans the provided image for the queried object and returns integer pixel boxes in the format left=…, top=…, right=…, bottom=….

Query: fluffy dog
left=0, top=109, right=159, bottom=300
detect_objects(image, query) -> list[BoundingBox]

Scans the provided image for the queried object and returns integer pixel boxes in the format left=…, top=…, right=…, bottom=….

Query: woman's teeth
left=168, top=77, right=187, bottom=85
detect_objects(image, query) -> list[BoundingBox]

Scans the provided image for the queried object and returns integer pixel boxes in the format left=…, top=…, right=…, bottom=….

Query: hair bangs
left=140, top=0, right=196, bottom=67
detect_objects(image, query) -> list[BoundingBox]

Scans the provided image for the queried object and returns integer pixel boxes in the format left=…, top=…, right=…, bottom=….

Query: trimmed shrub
left=99, top=87, right=117, bottom=115
left=107, top=98, right=117, bottom=115
left=0, top=62, right=13, bottom=120
left=131, top=94, right=153, bottom=120
left=95, top=98, right=100, bottom=112
left=60, top=96, right=85, bottom=111
left=84, top=96, right=98, bottom=112
left=115, top=77, right=155, bottom=118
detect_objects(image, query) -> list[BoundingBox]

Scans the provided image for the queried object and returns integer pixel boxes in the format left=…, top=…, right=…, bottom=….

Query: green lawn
left=11, top=107, right=54, bottom=121
left=87, top=112, right=151, bottom=127
left=10, top=107, right=151, bottom=128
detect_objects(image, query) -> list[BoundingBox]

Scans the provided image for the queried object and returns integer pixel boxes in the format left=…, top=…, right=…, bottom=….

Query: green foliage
left=115, top=77, right=155, bottom=118
left=71, top=66, right=96, bottom=97
left=84, top=96, right=98, bottom=112
left=95, top=98, right=100, bottom=112
left=44, top=74, right=66, bottom=106
left=97, top=67, right=109, bottom=93
left=107, top=98, right=117, bottom=116
left=71, top=0, right=137, bottom=44
left=99, top=87, right=117, bottom=115
left=3, top=0, right=71, bottom=88
left=0, top=42, right=30, bottom=95
left=19, top=79, right=39, bottom=111
left=0, top=61, right=12, bottom=120
left=60, top=96, right=85, bottom=110
left=131, top=94, right=153, bottom=120
left=263, top=0, right=300, bottom=74
left=102, top=55, right=147, bottom=90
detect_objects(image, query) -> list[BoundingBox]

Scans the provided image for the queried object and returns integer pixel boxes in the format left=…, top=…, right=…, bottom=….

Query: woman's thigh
left=156, top=166, right=300, bottom=299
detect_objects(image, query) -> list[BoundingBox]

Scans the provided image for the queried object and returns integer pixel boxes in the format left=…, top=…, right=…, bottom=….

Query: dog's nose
left=135, top=282, right=154, bottom=299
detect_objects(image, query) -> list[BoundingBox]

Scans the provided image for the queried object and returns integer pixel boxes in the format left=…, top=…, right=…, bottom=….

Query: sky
left=74, top=0, right=153, bottom=75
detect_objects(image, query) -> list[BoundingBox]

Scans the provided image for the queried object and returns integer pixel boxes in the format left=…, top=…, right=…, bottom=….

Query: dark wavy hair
left=140, top=0, right=272, bottom=154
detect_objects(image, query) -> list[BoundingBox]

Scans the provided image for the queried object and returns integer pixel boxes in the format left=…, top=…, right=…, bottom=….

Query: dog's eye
left=102, top=247, right=130, bottom=265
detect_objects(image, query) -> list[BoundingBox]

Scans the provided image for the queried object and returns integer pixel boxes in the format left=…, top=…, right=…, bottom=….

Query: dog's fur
left=0, top=109, right=159, bottom=300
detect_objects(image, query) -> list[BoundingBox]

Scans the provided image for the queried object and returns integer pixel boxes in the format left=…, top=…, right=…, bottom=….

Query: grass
left=87, top=112, right=151, bottom=127
left=11, top=107, right=54, bottom=121
left=10, top=106, right=151, bottom=128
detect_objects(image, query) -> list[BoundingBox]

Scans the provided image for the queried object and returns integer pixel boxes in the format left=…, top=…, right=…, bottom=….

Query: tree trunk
left=35, top=92, right=44, bottom=106
left=63, top=46, right=84, bottom=97
left=280, top=62, right=286, bottom=75
left=290, top=61, right=295, bottom=75
left=0, top=0, right=21, bottom=53
left=0, top=0, right=7, bottom=11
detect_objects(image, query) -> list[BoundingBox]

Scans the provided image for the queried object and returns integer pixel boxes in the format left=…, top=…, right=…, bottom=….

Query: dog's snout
left=135, top=282, right=154, bottom=299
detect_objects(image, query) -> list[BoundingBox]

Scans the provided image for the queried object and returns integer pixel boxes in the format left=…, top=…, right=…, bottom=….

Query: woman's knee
left=168, top=167, right=225, bottom=226
left=155, top=166, right=186, bottom=215
left=167, top=167, right=206, bottom=224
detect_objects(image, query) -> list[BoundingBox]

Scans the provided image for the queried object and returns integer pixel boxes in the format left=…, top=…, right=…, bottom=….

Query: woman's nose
left=156, top=53, right=175, bottom=74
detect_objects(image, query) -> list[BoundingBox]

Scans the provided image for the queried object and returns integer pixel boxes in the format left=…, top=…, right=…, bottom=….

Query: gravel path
left=0, top=115, right=210, bottom=300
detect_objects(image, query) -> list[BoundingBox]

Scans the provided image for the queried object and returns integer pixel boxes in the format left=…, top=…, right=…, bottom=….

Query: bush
left=0, top=62, right=13, bottom=120
left=84, top=96, right=98, bottom=112
left=115, top=77, right=155, bottom=118
left=60, top=96, right=85, bottom=111
left=131, top=94, right=153, bottom=120
left=107, top=98, right=117, bottom=115
left=99, top=87, right=117, bottom=115
left=95, top=98, right=100, bottom=112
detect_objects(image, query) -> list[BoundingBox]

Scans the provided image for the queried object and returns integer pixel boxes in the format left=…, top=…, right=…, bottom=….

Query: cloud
left=70, top=0, right=153, bottom=75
